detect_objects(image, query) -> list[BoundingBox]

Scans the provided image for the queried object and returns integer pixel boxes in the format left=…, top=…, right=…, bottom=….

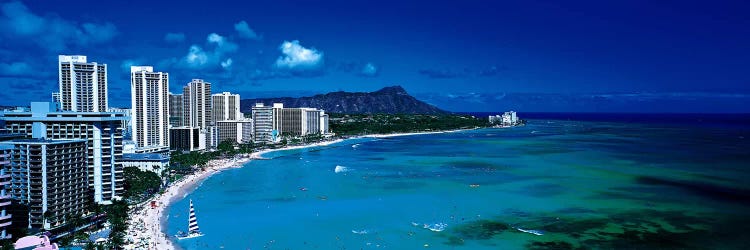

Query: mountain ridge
left=240, top=86, right=447, bottom=114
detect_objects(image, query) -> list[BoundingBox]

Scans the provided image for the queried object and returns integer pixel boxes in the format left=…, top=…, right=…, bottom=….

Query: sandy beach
left=123, top=139, right=344, bottom=250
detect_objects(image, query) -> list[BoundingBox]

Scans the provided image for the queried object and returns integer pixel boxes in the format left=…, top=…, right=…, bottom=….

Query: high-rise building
left=130, top=66, right=169, bottom=149
left=319, top=111, right=329, bottom=134
left=58, top=55, right=108, bottom=112
left=216, top=119, right=253, bottom=144
left=212, top=92, right=241, bottom=122
left=169, top=93, right=183, bottom=127
left=251, top=103, right=274, bottom=143
left=256, top=103, right=324, bottom=141
left=0, top=153, right=11, bottom=239
left=169, top=127, right=204, bottom=152
left=108, top=107, right=132, bottom=141
left=51, top=92, right=61, bottom=104
left=0, top=102, right=126, bottom=204
left=305, top=108, right=321, bottom=136
left=0, top=138, right=88, bottom=231
left=182, top=79, right=212, bottom=129
left=278, top=107, right=322, bottom=137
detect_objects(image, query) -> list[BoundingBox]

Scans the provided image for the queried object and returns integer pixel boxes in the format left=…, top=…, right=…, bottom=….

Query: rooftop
left=122, top=153, right=169, bottom=161
left=0, top=138, right=86, bottom=145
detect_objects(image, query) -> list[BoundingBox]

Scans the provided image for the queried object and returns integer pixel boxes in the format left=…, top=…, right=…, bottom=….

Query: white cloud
left=234, top=21, right=260, bottom=40
left=164, top=32, right=185, bottom=43
left=274, top=40, right=324, bottom=71
left=0, top=1, right=118, bottom=51
left=184, top=45, right=209, bottom=67
left=172, top=33, right=238, bottom=70
left=207, top=33, right=238, bottom=53
left=360, top=62, right=378, bottom=77
left=221, top=58, right=233, bottom=69
left=0, top=62, right=32, bottom=76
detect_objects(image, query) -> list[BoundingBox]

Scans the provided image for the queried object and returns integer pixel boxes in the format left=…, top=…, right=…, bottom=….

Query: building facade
left=0, top=139, right=88, bottom=231
left=58, top=55, right=108, bottom=112
left=169, top=93, right=183, bottom=127
left=251, top=104, right=274, bottom=143
left=0, top=153, right=11, bottom=239
left=319, top=112, right=329, bottom=134
left=0, top=102, right=126, bottom=204
left=130, top=66, right=170, bottom=149
left=169, top=127, right=204, bottom=152
left=122, top=153, right=169, bottom=176
left=212, top=92, right=241, bottom=122
left=216, top=120, right=253, bottom=144
left=182, top=79, right=212, bottom=129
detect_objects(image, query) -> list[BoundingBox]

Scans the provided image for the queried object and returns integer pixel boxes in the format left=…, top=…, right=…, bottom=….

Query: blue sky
left=1, top=0, right=748, bottom=112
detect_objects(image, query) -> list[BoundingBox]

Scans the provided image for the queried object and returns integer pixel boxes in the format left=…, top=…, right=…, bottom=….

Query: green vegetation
left=329, top=113, right=489, bottom=135
left=123, top=167, right=162, bottom=202
left=104, top=200, right=128, bottom=249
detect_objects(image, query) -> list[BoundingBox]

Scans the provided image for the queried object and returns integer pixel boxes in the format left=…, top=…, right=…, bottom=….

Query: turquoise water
left=166, top=119, right=750, bottom=249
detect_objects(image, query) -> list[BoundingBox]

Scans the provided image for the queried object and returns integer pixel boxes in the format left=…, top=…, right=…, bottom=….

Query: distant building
left=1, top=102, right=127, bottom=204
left=169, top=127, right=204, bottom=152
left=130, top=66, right=169, bottom=149
left=169, top=93, right=183, bottom=127
left=0, top=138, right=88, bottom=231
left=58, top=55, right=108, bottom=112
left=251, top=103, right=274, bottom=143
left=212, top=92, right=241, bottom=122
left=490, top=111, right=519, bottom=126
left=488, top=115, right=502, bottom=124
left=274, top=103, right=324, bottom=137
left=122, top=153, right=169, bottom=176
left=108, top=107, right=132, bottom=140
left=216, top=119, right=253, bottom=144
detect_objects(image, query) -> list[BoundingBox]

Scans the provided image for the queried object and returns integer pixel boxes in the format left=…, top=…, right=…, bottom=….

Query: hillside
left=240, top=86, right=447, bottom=114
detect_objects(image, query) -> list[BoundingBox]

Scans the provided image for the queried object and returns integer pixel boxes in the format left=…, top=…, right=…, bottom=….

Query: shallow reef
left=443, top=208, right=750, bottom=249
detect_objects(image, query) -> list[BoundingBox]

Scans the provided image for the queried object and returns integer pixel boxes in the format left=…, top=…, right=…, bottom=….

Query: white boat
left=176, top=199, right=204, bottom=240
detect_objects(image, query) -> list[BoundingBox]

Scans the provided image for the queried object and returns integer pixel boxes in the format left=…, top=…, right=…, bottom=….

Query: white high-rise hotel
left=212, top=92, right=241, bottom=122
left=58, top=55, right=108, bottom=112
left=183, top=79, right=212, bottom=129
left=130, top=66, right=170, bottom=148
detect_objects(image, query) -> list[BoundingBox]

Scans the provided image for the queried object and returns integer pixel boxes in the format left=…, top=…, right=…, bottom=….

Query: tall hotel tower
left=212, top=92, right=241, bottom=122
left=58, top=55, right=108, bottom=112
left=183, top=79, right=212, bottom=128
left=130, top=66, right=169, bottom=148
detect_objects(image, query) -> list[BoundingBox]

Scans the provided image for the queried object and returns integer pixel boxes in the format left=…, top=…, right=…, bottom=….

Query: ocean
left=166, top=114, right=750, bottom=249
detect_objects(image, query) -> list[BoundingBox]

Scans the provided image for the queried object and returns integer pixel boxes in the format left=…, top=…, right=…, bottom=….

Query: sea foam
left=335, top=165, right=349, bottom=173
left=411, top=222, right=447, bottom=232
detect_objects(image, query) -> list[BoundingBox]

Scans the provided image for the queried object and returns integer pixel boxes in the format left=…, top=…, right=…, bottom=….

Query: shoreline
left=123, top=129, right=471, bottom=249
left=123, top=139, right=345, bottom=249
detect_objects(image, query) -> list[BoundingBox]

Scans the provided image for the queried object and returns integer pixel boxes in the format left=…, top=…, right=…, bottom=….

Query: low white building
left=122, top=153, right=170, bottom=176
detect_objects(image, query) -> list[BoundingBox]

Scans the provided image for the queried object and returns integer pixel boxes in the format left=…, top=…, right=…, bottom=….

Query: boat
left=176, top=199, right=204, bottom=240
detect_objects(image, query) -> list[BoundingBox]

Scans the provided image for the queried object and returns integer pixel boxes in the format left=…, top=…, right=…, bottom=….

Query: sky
left=1, top=0, right=748, bottom=112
